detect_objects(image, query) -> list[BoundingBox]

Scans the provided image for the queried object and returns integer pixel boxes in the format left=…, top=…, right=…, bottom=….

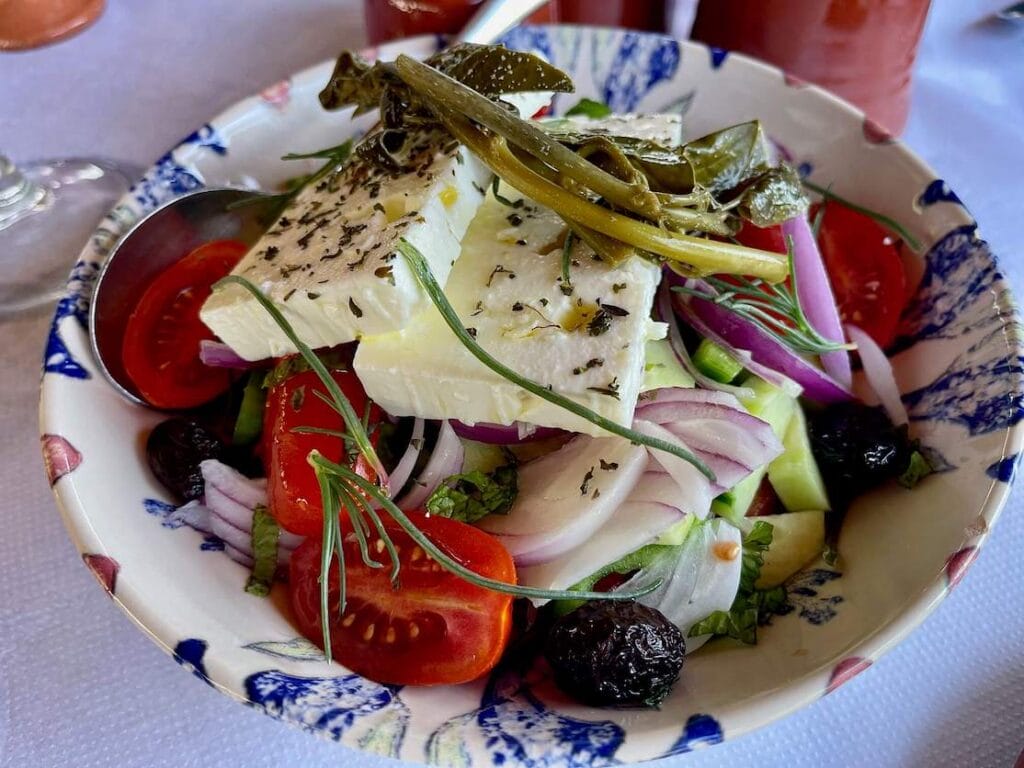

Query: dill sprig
left=217, top=274, right=661, bottom=664
left=397, top=239, right=714, bottom=480
left=672, top=237, right=854, bottom=357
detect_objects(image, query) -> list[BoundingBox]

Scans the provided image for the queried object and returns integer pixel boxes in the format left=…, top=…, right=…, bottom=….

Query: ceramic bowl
left=39, top=26, right=1024, bottom=766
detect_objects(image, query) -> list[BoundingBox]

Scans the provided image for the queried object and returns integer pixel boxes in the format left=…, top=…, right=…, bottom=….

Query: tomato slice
left=813, top=202, right=908, bottom=350
left=121, top=239, right=246, bottom=409
left=735, top=221, right=788, bottom=254
left=289, top=511, right=516, bottom=685
left=264, top=367, right=381, bottom=537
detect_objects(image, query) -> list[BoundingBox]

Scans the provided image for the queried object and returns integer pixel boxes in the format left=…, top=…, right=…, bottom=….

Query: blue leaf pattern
left=665, top=714, right=724, bottom=755
left=774, top=569, right=844, bottom=626
left=131, top=123, right=226, bottom=210
left=173, top=638, right=212, bottom=686
left=246, top=670, right=408, bottom=757
left=427, top=667, right=624, bottom=768
left=986, top=454, right=1019, bottom=483
left=918, top=179, right=964, bottom=208
left=598, top=32, right=681, bottom=112
left=43, top=259, right=96, bottom=380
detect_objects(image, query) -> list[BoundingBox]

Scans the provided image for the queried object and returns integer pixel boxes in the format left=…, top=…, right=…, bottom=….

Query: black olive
left=146, top=419, right=227, bottom=502
left=808, top=402, right=912, bottom=505
left=544, top=600, right=684, bottom=708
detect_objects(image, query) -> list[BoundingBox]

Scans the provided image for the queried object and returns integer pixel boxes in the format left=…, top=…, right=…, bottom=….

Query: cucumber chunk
left=641, top=338, right=695, bottom=392
left=768, top=406, right=831, bottom=512
left=693, top=338, right=744, bottom=383
left=755, top=510, right=826, bottom=588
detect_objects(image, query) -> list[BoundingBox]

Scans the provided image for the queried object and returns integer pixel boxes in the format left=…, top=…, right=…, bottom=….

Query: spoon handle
left=454, top=0, right=549, bottom=45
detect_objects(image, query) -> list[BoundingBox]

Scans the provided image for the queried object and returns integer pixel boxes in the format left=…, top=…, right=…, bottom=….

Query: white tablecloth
left=1, top=2, right=1022, bottom=766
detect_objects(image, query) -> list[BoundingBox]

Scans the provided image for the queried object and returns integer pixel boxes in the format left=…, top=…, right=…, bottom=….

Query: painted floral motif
left=143, top=498, right=224, bottom=552
left=708, top=47, right=729, bottom=69
left=246, top=670, right=408, bottom=758
left=41, top=434, right=82, bottom=485
left=783, top=72, right=809, bottom=88
left=260, top=78, right=292, bottom=110
left=775, top=569, right=844, bottom=626
left=596, top=32, right=681, bottom=112
left=427, top=667, right=623, bottom=768
left=986, top=453, right=1019, bottom=483
left=862, top=118, right=894, bottom=145
left=945, top=546, right=979, bottom=589
left=131, top=123, right=227, bottom=211
left=664, top=714, right=724, bottom=755
left=243, top=637, right=325, bottom=662
left=897, top=224, right=1001, bottom=346
left=174, top=638, right=213, bottom=686
left=82, top=553, right=119, bottom=594
left=903, top=323, right=1024, bottom=436
left=826, top=657, right=872, bottom=694
left=918, top=179, right=964, bottom=208
left=43, top=259, right=97, bottom=379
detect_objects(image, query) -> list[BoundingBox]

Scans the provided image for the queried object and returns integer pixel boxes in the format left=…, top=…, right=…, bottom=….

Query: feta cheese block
left=200, top=126, right=492, bottom=360
left=353, top=187, right=666, bottom=435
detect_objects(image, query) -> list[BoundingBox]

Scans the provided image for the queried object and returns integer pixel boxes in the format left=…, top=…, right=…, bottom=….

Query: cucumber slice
left=768, top=406, right=831, bottom=512
left=232, top=373, right=266, bottom=446
left=755, top=510, right=826, bottom=588
left=656, top=514, right=696, bottom=546
left=641, top=338, right=695, bottom=392
left=693, top=338, right=744, bottom=383
left=459, top=439, right=507, bottom=474
left=714, top=375, right=797, bottom=524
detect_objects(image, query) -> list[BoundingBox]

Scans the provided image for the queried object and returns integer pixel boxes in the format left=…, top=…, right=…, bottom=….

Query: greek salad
left=128, top=44, right=929, bottom=708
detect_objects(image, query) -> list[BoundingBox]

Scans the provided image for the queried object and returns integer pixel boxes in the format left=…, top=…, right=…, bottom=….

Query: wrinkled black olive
left=808, top=402, right=912, bottom=505
left=146, top=419, right=227, bottom=502
left=544, top=600, right=684, bottom=708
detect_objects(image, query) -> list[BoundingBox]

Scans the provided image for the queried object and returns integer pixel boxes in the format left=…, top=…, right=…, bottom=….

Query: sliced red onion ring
left=633, top=419, right=714, bottom=516
left=385, top=418, right=424, bottom=499
left=199, top=340, right=264, bottom=369
left=782, top=214, right=853, bottom=389
left=668, top=289, right=802, bottom=397
left=396, top=421, right=464, bottom=510
left=450, top=420, right=564, bottom=444
left=682, top=292, right=852, bottom=403
left=655, top=282, right=755, bottom=400
left=845, top=324, right=908, bottom=426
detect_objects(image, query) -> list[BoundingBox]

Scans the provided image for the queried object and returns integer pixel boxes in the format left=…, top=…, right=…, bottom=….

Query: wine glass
left=0, top=155, right=135, bottom=313
left=1, top=0, right=138, bottom=313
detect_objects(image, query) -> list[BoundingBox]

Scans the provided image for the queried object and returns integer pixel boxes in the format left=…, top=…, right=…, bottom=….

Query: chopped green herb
left=245, top=505, right=281, bottom=597
left=426, top=464, right=518, bottom=523
left=564, top=97, right=613, bottom=119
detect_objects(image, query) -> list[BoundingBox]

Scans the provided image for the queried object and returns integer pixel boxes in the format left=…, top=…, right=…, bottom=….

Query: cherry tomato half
left=289, top=511, right=516, bottom=685
left=121, top=239, right=246, bottom=409
left=813, top=202, right=908, bottom=350
left=264, top=367, right=381, bottom=537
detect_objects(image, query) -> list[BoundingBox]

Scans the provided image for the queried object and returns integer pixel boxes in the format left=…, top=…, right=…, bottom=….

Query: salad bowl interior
left=39, top=26, right=1023, bottom=766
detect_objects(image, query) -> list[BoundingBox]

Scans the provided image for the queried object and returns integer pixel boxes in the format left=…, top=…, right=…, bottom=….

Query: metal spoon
left=89, top=0, right=543, bottom=405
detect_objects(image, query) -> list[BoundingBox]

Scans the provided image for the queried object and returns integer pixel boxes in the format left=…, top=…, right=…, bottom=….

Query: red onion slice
left=633, top=420, right=714, bottom=517
left=845, top=324, right=908, bottom=426
left=451, top=420, right=564, bottom=444
left=656, top=283, right=755, bottom=400
left=782, top=214, right=853, bottom=389
left=199, top=340, right=264, bottom=369
left=396, top=421, right=464, bottom=510
left=669, top=291, right=802, bottom=397
left=684, top=293, right=852, bottom=403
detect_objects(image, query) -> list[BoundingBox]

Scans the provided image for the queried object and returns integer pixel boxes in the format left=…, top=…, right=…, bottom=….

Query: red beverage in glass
left=363, top=0, right=669, bottom=45
left=691, top=0, right=931, bottom=134
left=0, top=0, right=104, bottom=50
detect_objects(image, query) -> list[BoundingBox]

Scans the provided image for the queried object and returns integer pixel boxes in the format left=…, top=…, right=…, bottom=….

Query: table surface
left=2, top=2, right=1023, bottom=767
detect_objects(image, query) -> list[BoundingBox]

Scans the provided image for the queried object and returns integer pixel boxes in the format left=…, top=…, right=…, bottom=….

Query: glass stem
left=0, top=155, right=48, bottom=230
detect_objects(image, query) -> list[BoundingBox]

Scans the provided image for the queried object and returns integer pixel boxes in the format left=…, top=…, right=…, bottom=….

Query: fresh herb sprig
left=672, top=237, right=855, bottom=357
left=218, top=275, right=661, bottom=663
left=397, top=239, right=715, bottom=480
left=803, top=180, right=922, bottom=252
